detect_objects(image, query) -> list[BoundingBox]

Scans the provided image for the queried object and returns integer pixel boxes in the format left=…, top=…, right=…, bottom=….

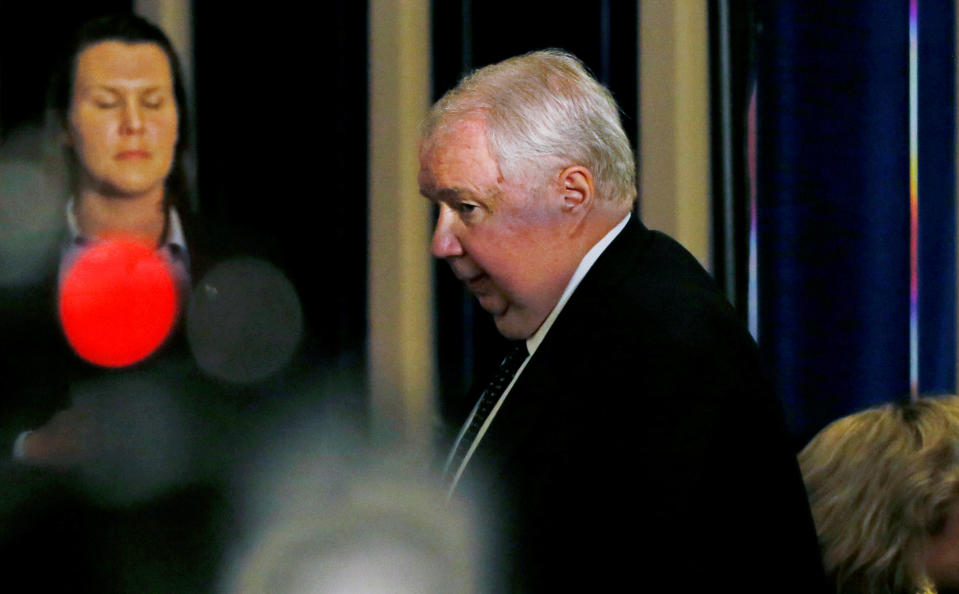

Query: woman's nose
left=120, top=100, right=145, bottom=134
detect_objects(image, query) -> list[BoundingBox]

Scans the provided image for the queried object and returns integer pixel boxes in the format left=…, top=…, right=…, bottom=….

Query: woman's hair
left=422, top=49, right=636, bottom=206
left=45, top=13, right=191, bottom=210
left=799, top=395, right=959, bottom=594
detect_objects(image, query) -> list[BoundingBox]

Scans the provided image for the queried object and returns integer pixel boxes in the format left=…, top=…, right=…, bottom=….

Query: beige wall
left=367, top=0, right=435, bottom=450
left=639, top=0, right=711, bottom=271
left=134, top=0, right=197, bottom=212
left=134, top=0, right=192, bottom=92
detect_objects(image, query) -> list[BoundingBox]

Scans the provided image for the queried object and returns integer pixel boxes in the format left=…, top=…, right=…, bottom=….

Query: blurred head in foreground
left=225, top=435, right=478, bottom=593
left=799, top=395, right=959, bottom=594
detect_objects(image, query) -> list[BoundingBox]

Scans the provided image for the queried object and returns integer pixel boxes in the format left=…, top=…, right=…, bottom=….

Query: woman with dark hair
left=2, top=11, right=316, bottom=590
left=0, top=15, right=230, bottom=592
left=16, top=13, right=195, bottom=462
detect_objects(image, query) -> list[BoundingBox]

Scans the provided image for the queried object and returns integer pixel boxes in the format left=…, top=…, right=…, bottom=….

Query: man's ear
left=558, top=165, right=595, bottom=232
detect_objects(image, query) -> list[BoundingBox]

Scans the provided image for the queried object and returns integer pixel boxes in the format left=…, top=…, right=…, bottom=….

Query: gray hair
left=799, top=395, right=959, bottom=594
left=423, top=49, right=636, bottom=205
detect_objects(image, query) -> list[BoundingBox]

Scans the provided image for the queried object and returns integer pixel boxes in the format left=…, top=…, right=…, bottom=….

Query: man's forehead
left=422, top=120, right=497, bottom=167
left=426, top=117, right=487, bottom=149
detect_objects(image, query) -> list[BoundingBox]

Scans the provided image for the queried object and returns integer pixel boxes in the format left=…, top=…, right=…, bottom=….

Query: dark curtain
left=192, top=2, right=368, bottom=366
left=754, top=1, right=955, bottom=448
left=0, top=2, right=133, bottom=138
left=917, top=1, right=957, bottom=397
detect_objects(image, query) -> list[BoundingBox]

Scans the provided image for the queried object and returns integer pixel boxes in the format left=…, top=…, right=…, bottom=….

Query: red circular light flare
left=59, top=237, right=179, bottom=367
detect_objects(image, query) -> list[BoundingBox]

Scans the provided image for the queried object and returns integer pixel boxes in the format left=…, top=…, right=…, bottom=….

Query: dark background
left=1, top=2, right=958, bottom=590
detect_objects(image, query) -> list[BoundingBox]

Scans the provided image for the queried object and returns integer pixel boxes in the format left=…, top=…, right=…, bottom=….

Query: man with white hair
left=419, top=49, right=826, bottom=592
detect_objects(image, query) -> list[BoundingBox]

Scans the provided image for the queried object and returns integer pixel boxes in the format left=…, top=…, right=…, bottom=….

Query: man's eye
left=94, top=100, right=119, bottom=109
left=456, top=203, right=478, bottom=215
left=143, top=97, right=165, bottom=109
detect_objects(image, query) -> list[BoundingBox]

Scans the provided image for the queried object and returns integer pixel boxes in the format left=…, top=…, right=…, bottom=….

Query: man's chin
left=492, top=311, right=533, bottom=341
left=474, top=293, right=502, bottom=314
left=474, top=296, right=533, bottom=339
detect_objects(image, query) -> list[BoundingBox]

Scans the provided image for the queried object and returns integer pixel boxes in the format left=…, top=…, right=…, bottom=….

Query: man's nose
left=431, top=205, right=463, bottom=259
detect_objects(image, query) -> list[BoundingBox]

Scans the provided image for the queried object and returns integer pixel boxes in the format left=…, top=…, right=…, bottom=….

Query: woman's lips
left=115, top=150, right=150, bottom=160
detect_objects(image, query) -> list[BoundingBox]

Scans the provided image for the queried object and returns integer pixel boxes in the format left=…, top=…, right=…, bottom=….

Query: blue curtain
left=918, top=2, right=957, bottom=396
left=754, top=1, right=955, bottom=448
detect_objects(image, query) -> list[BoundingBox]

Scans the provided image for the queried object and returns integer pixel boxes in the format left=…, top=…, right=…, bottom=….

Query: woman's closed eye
left=142, top=93, right=167, bottom=109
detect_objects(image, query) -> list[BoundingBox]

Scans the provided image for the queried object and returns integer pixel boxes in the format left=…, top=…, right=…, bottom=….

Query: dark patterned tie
left=443, top=341, right=530, bottom=492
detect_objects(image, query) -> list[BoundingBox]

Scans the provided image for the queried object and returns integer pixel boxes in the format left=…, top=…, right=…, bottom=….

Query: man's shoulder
left=531, top=221, right=764, bottom=412
left=585, top=219, right=726, bottom=308
left=630, top=226, right=723, bottom=299
left=574, top=222, right=746, bottom=348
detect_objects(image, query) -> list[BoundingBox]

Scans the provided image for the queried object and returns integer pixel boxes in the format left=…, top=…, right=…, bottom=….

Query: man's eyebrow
left=429, top=187, right=480, bottom=201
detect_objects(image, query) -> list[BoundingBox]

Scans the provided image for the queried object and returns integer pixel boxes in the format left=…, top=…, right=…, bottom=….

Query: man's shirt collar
left=526, top=212, right=632, bottom=355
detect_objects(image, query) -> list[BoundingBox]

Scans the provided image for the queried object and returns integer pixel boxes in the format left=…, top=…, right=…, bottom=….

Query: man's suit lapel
left=478, top=216, right=652, bottom=473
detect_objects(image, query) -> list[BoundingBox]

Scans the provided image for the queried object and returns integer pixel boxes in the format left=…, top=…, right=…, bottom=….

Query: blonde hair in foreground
left=799, top=395, right=959, bottom=594
left=422, top=49, right=637, bottom=206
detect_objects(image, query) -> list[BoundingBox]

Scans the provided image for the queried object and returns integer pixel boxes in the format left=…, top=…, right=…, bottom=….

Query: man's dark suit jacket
left=458, top=216, right=827, bottom=592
